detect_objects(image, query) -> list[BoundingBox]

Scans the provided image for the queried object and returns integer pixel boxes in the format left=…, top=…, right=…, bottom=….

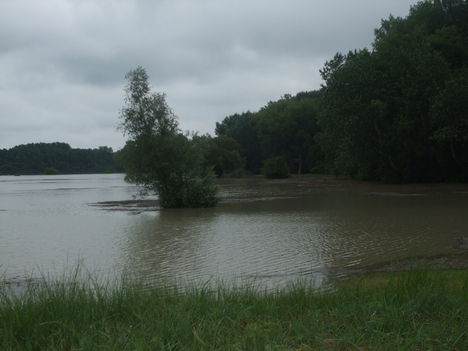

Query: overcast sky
left=0, top=0, right=419, bottom=150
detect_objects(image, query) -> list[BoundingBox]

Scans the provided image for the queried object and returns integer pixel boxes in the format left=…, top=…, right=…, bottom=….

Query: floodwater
left=1, top=174, right=467, bottom=289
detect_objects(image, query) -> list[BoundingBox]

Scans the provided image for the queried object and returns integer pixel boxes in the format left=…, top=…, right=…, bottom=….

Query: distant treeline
left=0, top=143, right=123, bottom=175
left=210, top=0, right=468, bottom=182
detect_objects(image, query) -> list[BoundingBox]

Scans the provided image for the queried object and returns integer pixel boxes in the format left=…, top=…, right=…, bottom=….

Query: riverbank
left=1, top=270, right=467, bottom=350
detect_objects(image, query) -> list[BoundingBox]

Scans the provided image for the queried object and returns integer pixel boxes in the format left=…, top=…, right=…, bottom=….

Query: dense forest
left=212, top=0, right=468, bottom=182
left=0, top=143, right=122, bottom=175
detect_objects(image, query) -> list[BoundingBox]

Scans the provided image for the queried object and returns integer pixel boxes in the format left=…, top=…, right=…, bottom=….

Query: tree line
left=213, top=0, right=468, bottom=182
left=0, top=143, right=122, bottom=175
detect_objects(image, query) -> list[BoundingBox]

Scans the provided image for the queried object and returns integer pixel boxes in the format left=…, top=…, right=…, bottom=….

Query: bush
left=228, top=168, right=245, bottom=178
left=262, top=156, right=290, bottom=179
left=44, top=167, right=59, bottom=175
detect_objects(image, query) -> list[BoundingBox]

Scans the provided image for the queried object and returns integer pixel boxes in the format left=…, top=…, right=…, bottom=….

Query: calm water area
left=1, top=174, right=467, bottom=289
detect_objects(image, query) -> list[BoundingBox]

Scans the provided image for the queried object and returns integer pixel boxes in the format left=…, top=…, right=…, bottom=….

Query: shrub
left=262, top=156, right=290, bottom=179
left=44, top=167, right=59, bottom=175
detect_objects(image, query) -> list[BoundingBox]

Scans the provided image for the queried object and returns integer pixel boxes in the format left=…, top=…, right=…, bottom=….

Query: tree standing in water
left=118, top=66, right=218, bottom=208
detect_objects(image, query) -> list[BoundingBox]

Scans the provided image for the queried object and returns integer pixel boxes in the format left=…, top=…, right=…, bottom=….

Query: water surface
left=1, top=174, right=467, bottom=288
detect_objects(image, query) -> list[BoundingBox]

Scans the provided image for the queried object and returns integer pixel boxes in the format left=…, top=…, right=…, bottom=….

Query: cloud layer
left=0, top=0, right=419, bottom=150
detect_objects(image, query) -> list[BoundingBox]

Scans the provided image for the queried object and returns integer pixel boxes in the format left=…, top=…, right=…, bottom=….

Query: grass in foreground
left=1, top=270, right=467, bottom=350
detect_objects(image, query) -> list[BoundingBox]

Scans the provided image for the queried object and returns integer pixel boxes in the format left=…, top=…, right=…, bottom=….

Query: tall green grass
left=1, top=270, right=467, bottom=350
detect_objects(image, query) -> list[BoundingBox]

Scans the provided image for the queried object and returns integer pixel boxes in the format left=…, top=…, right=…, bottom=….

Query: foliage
left=118, top=67, right=218, bottom=208
left=261, top=156, right=290, bottom=179
left=190, top=134, right=245, bottom=177
left=317, top=0, right=468, bottom=182
left=44, top=167, right=59, bottom=175
left=0, top=143, right=122, bottom=175
left=215, top=112, right=262, bottom=173
left=1, top=270, right=467, bottom=350
left=216, top=92, right=323, bottom=176
left=256, top=92, right=322, bottom=175
left=430, top=68, right=468, bottom=180
left=207, top=136, right=245, bottom=176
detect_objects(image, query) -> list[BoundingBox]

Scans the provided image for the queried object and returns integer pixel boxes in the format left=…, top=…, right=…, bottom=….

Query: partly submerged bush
left=118, top=67, right=218, bottom=208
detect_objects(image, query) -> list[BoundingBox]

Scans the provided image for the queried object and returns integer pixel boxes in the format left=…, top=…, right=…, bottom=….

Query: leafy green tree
left=318, top=0, right=468, bottom=182
left=318, top=51, right=380, bottom=179
left=431, top=68, right=468, bottom=180
left=206, top=136, right=245, bottom=176
left=118, top=67, right=218, bottom=208
left=215, top=112, right=261, bottom=173
left=256, top=92, right=322, bottom=175
left=215, top=92, right=323, bottom=176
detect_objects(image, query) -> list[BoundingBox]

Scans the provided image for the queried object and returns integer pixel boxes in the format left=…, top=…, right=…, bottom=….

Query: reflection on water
left=1, top=174, right=467, bottom=289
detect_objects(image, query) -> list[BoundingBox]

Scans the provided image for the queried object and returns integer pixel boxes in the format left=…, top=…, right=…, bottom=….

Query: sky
left=0, top=0, right=420, bottom=151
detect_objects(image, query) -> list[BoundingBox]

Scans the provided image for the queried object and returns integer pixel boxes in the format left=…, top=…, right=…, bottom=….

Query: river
left=1, top=174, right=467, bottom=289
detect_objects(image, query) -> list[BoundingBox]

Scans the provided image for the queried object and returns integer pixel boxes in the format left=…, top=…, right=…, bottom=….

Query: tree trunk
left=297, top=154, right=302, bottom=175
left=450, top=142, right=462, bottom=167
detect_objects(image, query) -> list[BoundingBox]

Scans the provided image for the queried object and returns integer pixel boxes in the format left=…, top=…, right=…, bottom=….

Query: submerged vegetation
left=1, top=270, right=467, bottom=350
left=117, top=67, right=218, bottom=208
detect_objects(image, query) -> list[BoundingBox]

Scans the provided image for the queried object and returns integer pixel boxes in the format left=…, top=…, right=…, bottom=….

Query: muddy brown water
left=1, top=174, right=467, bottom=289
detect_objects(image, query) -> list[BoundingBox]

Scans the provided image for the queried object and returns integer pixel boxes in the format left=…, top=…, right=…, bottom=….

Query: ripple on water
left=2, top=175, right=468, bottom=290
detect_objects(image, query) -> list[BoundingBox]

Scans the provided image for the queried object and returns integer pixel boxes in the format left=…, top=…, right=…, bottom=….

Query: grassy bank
left=1, top=271, right=467, bottom=350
